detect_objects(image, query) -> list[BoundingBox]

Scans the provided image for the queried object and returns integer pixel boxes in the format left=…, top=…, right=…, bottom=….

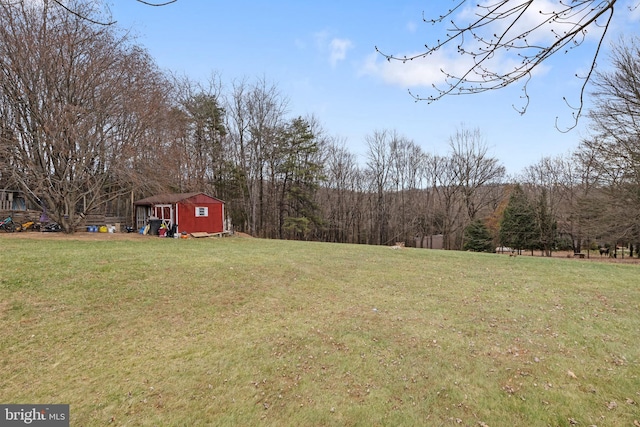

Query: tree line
left=1, top=1, right=639, bottom=255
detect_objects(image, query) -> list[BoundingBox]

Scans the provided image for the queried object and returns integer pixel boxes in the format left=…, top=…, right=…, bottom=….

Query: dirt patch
left=0, top=230, right=149, bottom=241
left=233, top=231, right=253, bottom=238
left=0, top=230, right=251, bottom=241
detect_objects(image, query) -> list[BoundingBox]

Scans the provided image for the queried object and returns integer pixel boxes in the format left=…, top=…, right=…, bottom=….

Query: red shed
left=134, top=192, right=225, bottom=235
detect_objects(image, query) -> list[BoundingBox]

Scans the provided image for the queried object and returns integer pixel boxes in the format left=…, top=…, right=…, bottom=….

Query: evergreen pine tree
left=499, top=185, right=537, bottom=254
left=463, top=220, right=494, bottom=252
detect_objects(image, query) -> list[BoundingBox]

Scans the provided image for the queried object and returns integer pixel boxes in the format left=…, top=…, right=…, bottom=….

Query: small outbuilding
left=134, top=192, right=225, bottom=235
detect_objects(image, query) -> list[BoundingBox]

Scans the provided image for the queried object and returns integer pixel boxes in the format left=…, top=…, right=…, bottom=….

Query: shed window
left=195, top=206, right=208, bottom=217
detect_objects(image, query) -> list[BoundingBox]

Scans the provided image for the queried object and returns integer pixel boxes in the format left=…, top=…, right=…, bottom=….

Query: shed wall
left=177, top=199, right=224, bottom=233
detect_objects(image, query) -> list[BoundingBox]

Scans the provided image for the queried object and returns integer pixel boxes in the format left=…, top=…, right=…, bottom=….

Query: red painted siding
left=176, top=194, right=224, bottom=233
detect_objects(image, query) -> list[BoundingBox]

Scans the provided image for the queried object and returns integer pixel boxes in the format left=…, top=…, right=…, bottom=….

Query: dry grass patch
left=1, top=235, right=639, bottom=426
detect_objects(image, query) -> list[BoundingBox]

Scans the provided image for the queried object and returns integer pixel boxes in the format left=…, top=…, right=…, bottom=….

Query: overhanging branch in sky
left=376, top=0, right=626, bottom=128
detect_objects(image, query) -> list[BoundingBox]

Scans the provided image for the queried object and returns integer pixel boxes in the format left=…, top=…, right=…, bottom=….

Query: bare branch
left=377, top=0, right=618, bottom=120
left=51, top=0, right=115, bottom=25
left=136, top=0, right=177, bottom=6
left=51, top=0, right=177, bottom=26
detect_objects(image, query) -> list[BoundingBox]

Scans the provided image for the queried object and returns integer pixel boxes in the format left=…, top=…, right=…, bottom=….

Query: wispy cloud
left=359, top=49, right=469, bottom=88
left=329, top=38, right=353, bottom=67
left=461, top=0, right=610, bottom=45
left=360, top=45, right=550, bottom=91
left=362, top=1, right=575, bottom=89
left=314, top=31, right=353, bottom=67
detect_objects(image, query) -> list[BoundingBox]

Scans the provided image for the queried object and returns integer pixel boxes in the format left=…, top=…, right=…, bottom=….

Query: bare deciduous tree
left=449, top=127, right=506, bottom=222
left=433, top=126, right=505, bottom=249
left=225, top=77, right=289, bottom=236
left=319, top=138, right=363, bottom=243
left=430, top=154, right=463, bottom=250
left=0, top=0, right=172, bottom=232
left=580, top=36, right=640, bottom=246
left=588, top=36, right=640, bottom=152
left=364, top=130, right=395, bottom=245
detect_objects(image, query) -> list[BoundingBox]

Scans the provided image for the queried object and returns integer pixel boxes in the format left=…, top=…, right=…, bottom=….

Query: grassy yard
left=1, top=235, right=639, bottom=426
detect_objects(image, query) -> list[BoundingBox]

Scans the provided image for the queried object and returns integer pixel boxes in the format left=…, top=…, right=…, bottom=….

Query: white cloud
left=359, top=48, right=477, bottom=89
left=461, top=0, right=609, bottom=46
left=329, top=38, right=353, bottom=67
left=361, top=2, right=579, bottom=90
left=359, top=44, right=551, bottom=92
left=314, top=31, right=353, bottom=68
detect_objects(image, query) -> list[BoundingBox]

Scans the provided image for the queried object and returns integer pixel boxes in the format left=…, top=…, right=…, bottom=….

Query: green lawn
left=1, top=236, right=639, bottom=426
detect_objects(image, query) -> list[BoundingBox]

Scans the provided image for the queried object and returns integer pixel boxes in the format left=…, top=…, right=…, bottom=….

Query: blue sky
left=111, top=1, right=640, bottom=175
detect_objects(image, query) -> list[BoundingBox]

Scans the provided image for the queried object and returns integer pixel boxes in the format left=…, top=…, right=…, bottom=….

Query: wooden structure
left=134, top=192, right=225, bottom=235
left=0, top=189, right=135, bottom=232
left=0, top=190, right=26, bottom=211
